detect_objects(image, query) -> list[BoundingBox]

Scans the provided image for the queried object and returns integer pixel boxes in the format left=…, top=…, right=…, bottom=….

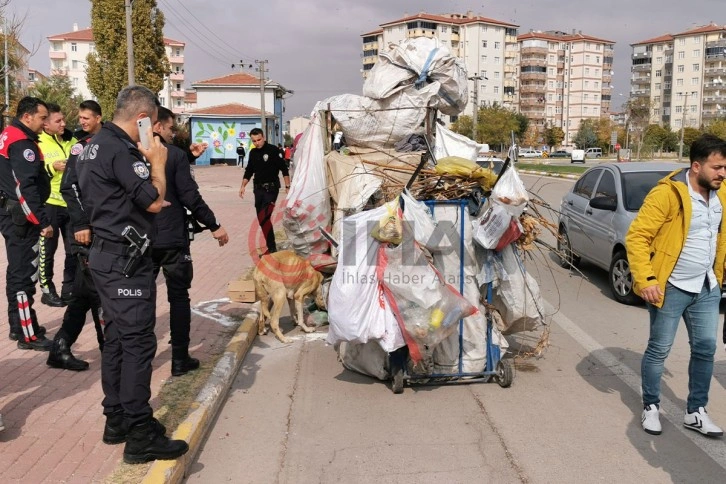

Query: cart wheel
left=392, top=367, right=404, bottom=394
left=496, top=360, right=513, bottom=388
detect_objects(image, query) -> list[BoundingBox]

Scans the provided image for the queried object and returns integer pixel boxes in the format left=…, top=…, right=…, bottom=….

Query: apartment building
left=47, top=24, right=187, bottom=113
left=361, top=11, right=520, bottom=121
left=517, top=30, right=614, bottom=145
left=631, top=23, right=726, bottom=131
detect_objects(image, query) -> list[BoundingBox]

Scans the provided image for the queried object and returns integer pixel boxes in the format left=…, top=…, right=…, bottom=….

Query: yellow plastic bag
left=371, top=198, right=403, bottom=244
left=434, top=156, right=498, bottom=190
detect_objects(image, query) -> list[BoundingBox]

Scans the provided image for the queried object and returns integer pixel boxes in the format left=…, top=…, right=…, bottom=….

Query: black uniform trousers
left=59, top=250, right=105, bottom=350
left=151, top=246, right=193, bottom=349
left=254, top=188, right=278, bottom=253
left=89, top=241, right=156, bottom=427
left=0, top=212, right=43, bottom=338
left=39, top=205, right=76, bottom=296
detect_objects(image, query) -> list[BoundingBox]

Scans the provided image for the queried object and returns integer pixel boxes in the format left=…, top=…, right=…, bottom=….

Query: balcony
left=703, top=110, right=726, bottom=119
left=632, top=76, right=651, bottom=85
left=170, top=90, right=185, bottom=98
left=49, top=51, right=66, bottom=60
left=703, top=82, right=725, bottom=90
left=521, top=46, right=548, bottom=56
left=632, top=63, right=652, bottom=72
left=504, top=64, right=516, bottom=73
left=520, top=97, right=545, bottom=107
left=519, top=84, right=545, bottom=94
left=521, top=58, right=546, bottom=67
left=705, top=66, right=726, bottom=75
left=631, top=88, right=651, bottom=97
left=450, top=32, right=460, bottom=42
left=520, top=71, right=546, bottom=81
left=169, top=72, right=184, bottom=81
left=505, top=35, right=518, bottom=44
left=168, top=55, right=184, bottom=65
left=702, top=95, right=726, bottom=104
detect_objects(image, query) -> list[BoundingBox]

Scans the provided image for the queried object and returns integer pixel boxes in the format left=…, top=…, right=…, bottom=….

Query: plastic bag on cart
left=371, top=198, right=403, bottom=245
left=282, top=114, right=331, bottom=257
left=434, top=123, right=482, bottom=162
left=490, top=165, right=529, bottom=217
left=481, top=245, right=545, bottom=334
left=400, top=190, right=451, bottom=251
left=472, top=200, right=513, bottom=250
left=379, top=243, right=478, bottom=362
left=327, top=205, right=404, bottom=350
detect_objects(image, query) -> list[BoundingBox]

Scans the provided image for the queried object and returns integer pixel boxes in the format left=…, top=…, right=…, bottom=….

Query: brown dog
left=253, top=250, right=325, bottom=343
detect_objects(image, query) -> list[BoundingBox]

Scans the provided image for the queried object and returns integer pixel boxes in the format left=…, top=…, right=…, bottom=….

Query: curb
left=141, top=303, right=260, bottom=484
left=518, top=169, right=580, bottom=180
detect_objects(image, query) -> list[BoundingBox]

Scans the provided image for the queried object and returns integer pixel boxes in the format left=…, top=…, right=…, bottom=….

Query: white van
left=585, top=147, right=603, bottom=158
left=571, top=149, right=585, bottom=163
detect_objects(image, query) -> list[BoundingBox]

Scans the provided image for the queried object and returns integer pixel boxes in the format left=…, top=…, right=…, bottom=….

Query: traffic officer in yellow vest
left=38, top=103, right=77, bottom=307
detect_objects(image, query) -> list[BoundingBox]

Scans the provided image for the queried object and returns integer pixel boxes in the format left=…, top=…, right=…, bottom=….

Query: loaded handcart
left=282, top=36, right=547, bottom=394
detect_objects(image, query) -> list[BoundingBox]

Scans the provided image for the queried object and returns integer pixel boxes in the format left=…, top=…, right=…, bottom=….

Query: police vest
left=38, top=130, right=75, bottom=207
left=0, top=125, right=43, bottom=162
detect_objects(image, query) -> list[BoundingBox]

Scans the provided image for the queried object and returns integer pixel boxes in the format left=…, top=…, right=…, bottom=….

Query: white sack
left=434, top=123, right=482, bottom=162
left=283, top=115, right=331, bottom=257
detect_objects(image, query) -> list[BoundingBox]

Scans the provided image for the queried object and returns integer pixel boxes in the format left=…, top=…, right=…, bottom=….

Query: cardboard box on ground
left=228, top=279, right=256, bottom=303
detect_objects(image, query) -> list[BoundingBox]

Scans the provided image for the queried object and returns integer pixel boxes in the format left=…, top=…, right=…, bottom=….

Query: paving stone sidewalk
left=0, top=165, right=262, bottom=483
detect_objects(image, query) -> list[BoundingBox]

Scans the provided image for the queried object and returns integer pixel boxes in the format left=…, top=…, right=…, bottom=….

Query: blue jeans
left=642, top=281, right=720, bottom=411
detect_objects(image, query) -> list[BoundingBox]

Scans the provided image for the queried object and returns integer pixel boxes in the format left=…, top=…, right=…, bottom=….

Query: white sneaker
left=642, top=404, right=662, bottom=435
left=684, top=407, right=723, bottom=437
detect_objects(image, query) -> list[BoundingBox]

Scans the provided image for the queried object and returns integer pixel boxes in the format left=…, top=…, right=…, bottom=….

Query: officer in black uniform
left=0, top=96, right=54, bottom=351
left=48, top=100, right=106, bottom=371
left=77, top=86, right=188, bottom=464
left=238, top=128, right=289, bottom=254
left=151, top=107, right=229, bottom=376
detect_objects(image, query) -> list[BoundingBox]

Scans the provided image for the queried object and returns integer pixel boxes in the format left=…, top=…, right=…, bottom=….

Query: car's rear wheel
left=557, top=226, right=580, bottom=268
left=609, top=250, right=641, bottom=305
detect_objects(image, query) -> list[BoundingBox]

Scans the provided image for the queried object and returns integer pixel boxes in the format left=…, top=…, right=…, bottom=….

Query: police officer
left=0, top=96, right=54, bottom=351
left=238, top=128, right=289, bottom=254
left=48, top=100, right=106, bottom=371
left=77, top=86, right=188, bottom=464
left=151, top=107, right=229, bottom=376
left=37, top=103, right=77, bottom=307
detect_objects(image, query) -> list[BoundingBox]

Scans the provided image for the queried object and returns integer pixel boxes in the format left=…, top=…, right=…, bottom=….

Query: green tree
left=450, top=114, right=473, bottom=140
left=705, top=119, right=726, bottom=140
left=478, top=103, right=519, bottom=150
left=28, top=75, right=84, bottom=127
left=543, top=125, right=565, bottom=149
left=86, top=0, right=170, bottom=117
left=573, top=119, right=597, bottom=149
left=513, top=112, right=529, bottom=139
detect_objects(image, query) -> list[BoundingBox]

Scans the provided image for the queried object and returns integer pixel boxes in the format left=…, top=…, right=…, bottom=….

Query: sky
left=11, top=0, right=725, bottom=118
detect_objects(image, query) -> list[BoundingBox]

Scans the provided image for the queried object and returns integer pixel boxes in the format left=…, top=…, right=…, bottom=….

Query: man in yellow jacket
left=37, top=103, right=77, bottom=307
left=626, top=134, right=726, bottom=438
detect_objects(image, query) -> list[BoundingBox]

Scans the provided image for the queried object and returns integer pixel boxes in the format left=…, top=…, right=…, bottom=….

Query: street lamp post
left=124, top=0, right=135, bottom=85
left=678, top=92, right=689, bottom=162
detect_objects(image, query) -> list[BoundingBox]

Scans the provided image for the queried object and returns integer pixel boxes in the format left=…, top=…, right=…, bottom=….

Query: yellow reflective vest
left=38, top=130, right=77, bottom=207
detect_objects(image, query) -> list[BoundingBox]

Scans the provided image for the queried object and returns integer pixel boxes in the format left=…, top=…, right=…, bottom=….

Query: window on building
left=494, top=86, right=499, bottom=94
left=657, top=44, right=664, bottom=51
left=548, top=106, right=553, bottom=115
left=160, top=97, right=165, bottom=106
left=656, top=70, right=662, bottom=77
left=584, top=80, right=590, bottom=88
left=494, top=56, right=500, bottom=63
left=675, top=119, right=682, bottom=127
left=586, top=42, right=592, bottom=49
left=679, top=38, right=685, bottom=46
left=694, top=36, right=700, bottom=44
left=596, top=56, right=600, bottom=63
left=549, top=80, right=554, bottom=88
left=675, top=105, right=683, bottom=113
left=494, top=41, right=500, bottom=49
left=678, top=65, right=684, bottom=72
left=482, top=40, right=487, bottom=48
left=481, top=70, right=487, bottom=77
left=693, top=49, right=700, bottom=57
left=481, top=55, right=487, bottom=62
left=678, top=51, right=685, bottom=59
left=71, top=77, right=78, bottom=87
left=676, top=78, right=683, bottom=86
left=691, top=91, right=698, bottom=99
left=653, top=108, right=660, bottom=116
left=549, top=67, right=555, bottom=75
left=691, top=105, right=697, bottom=113
left=656, top=56, right=662, bottom=64
left=691, top=77, right=699, bottom=85
left=585, top=54, right=591, bottom=63
left=594, top=81, right=599, bottom=88
left=654, top=95, right=661, bottom=103
left=584, top=93, right=590, bottom=100
left=72, top=60, right=78, bottom=69
left=176, top=99, right=182, bottom=107
left=549, top=54, right=555, bottom=62
left=583, top=106, right=589, bottom=115
left=693, top=63, right=700, bottom=71
left=548, top=93, right=553, bottom=101
left=71, top=42, right=77, bottom=52
left=494, top=71, right=500, bottom=79
left=482, top=26, right=488, bottom=32
left=89, top=43, right=95, bottom=52
left=441, top=26, right=447, bottom=33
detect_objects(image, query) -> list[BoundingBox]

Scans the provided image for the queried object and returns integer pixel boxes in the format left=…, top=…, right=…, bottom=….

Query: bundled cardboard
left=228, top=279, right=256, bottom=303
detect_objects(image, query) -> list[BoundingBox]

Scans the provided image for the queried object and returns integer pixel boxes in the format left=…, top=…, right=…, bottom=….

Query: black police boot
left=47, top=330, right=89, bottom=371
left=171, top=346, right=200, bottom=377
left=104, top=409, right=167, bottom=445
left=122, top=419, right=188, bottom=464
left=41, top=290, right=66, bottom=307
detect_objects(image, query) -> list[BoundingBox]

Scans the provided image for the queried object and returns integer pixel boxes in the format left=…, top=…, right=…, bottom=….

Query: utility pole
left=468, top=74, right=484, bottom=142
left=256, top=59, right=268, bottom=138
left=678, top=92, right=689, bottom=162
left=3, top=16, right=8, bottom=109
left=124, top=0, right=135, bottom=85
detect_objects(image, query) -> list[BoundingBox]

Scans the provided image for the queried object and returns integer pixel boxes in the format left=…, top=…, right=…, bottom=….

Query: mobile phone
left=137, top=117, right=152, bottom=150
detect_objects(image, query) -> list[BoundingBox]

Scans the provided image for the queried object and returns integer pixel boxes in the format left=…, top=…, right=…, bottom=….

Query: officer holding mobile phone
left=77, top=86, right=188, bottom=464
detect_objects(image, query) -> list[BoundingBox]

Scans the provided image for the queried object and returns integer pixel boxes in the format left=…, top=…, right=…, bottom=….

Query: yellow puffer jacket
left=38, top=129, right=77, bottom=207
left=626, top=168, right=726, bottom=308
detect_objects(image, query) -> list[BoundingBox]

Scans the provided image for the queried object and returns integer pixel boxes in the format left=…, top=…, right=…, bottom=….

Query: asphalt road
left=186, top=174, right=726, bottom=484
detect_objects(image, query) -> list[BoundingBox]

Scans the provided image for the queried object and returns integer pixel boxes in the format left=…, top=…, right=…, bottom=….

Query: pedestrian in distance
left=626, top=134, right=726, bottom=438
left=77, top=85, right=188, bottom=464
left=0, top=96, right=54, bottom=351
left=151, top=107, right=229, bottom=377
left=49, top=99, right=106, bottom=372
left=239, top=128, right=290, bottom=254
left=37, top=103, right=77, bottom=307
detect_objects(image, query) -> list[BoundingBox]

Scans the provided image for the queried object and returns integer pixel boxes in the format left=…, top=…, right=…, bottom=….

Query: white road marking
left=192, top=298, right=257, bottom=327
left=546, top=301, right=726, bottom=469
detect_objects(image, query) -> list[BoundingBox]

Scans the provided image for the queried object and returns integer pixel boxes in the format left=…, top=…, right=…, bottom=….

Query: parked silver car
left=557, top=162, right=683, bottom=304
